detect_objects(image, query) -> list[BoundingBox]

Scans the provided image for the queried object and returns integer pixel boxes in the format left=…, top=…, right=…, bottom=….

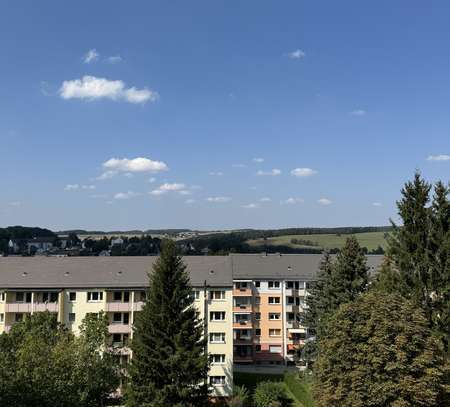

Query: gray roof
left=230, top=253, right=383, bottom=280
left=0, top=254, right=384, bottom=289
left=0, top=256, right=232, bottom=289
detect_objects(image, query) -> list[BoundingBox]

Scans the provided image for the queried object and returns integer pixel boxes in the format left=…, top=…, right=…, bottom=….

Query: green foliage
left=126, top=239, right=209, bottom=407
left=0, top=311, right=120, bottom=407
left=387, top=173, right=450, bottom=349
left=314, top=291, right=449, bottom=407
left=283, top=373, right=314, bottom=407
left=227, top=385, right=251, bottom=407
left=253, top=381, right=291, bottom=407
left=303, top=238, right=369, bottom=364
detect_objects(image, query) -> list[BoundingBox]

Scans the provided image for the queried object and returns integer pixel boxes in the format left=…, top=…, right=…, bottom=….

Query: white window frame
left=210, top=354, right=226, bottom=365
left=209, top=332, right=225, bottom=343
left=210, top=376, right=226, bottom=386
left=210, top=290, right=226, bottom=300
left=268, top=281, right=280, bottom=289
left=68, top=313, right=76, bottom=323
left=210, top=311, right=226, bottom=321
left=268, top=296, right=280, bottom=305
left=87, top=291, right=103, bottom=302
left=269, top=329, right=281, bottom=337
left=269, top=313, right=281, bottom=320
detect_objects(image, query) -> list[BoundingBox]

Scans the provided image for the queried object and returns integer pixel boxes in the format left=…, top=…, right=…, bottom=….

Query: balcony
left=233, top=304, right=252, bottom=312
left=133, top=301, right=144, bottom=311
left=5, top=303, right=33, bottom=313
left=33, top=303, right=59, bottom=312
left=106, top=302, right=132, bottom=312
left=233, top=287, right=252, bottom=296
left=108, top=324, right=132, bottom=334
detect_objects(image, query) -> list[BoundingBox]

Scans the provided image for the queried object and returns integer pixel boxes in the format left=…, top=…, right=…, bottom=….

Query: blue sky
left=0, top=1, right=449, bottom=231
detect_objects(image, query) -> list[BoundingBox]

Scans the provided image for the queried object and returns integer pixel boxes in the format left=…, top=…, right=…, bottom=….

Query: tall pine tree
left=387, top=173, right=450, bottom=349
left=301, top=238, right=369, bottom=365
left=126, top=240, right=209, bottom=407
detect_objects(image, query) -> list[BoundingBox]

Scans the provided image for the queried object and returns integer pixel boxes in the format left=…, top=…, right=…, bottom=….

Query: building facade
left=0, top=254, right=382, bottom=397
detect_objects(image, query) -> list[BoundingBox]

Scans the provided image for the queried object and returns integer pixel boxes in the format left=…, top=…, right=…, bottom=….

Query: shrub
left=253, top=381, right=290, bottom=407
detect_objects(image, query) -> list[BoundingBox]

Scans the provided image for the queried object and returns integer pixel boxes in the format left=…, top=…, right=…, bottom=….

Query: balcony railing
left=108, top=324, right=132, bottom=334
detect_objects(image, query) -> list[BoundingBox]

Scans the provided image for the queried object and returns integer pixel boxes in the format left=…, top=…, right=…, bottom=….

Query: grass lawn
left=234, top=371, right=314, bottom=406
left=247, top=231, right=388, bottom=251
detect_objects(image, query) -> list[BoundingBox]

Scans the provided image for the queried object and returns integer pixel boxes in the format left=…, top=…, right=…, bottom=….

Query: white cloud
left=83, top=49, right=99, bottom=63
left=242, top=203, right=260, bottom=209
left=281, top=197, right=304, bottom=205
left=253, top=157, right=264, bottom=163
left=148, top=177, right=156, bottom=183
left=59, top=76, right=158, bottom=104
left=40, top=81, right=53, bottom=96
left=209, top=171, right=224, bottom=176
left=150, top=183, right=186, bottom=196
left=106, top=55, right=122, bottom=64
left=427, top=154, right=450, bottom=161
left=288, top=49, right=306, bottom=59
left=372, top=202, right=382, bottom=207
left=96, top=170, right=117, bottom=181
left=260, top=197, right=271, bottom=202
left=103, top=157, right=168, bottom=173
left=90, top=194, right=108, bottom=199
left=114, top=191, right=140, bottom=200
left=179, top=190, right=192, bottom=195
left=206, top=197, right=231, bottom=203
left=256, top=168, right=281, bottom=176
left=318, top=198, right=332, bottom=206
left=9, top=201, right=22, bottom=207
left=232, top=163, right=246, bottom=168
left=290, top=168, right=317, bottom=177
left=185, top=199, right=196, bottom=204
left=349, top=109, right=366, bottom=116
left=65, top=184, right=96, bottom=191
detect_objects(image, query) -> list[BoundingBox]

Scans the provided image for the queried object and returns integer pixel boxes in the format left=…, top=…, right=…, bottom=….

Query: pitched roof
left=230, top=253, right=383, bottom=280
left=0, top=254, right=384, bottom=289
left=0, top=256, right=232, bottom=289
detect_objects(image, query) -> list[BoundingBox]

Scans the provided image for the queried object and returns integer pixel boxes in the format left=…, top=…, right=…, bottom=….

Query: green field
left=247, top=231, right=388, bottom=251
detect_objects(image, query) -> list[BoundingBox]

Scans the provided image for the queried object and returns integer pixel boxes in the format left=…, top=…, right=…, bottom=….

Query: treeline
left=180, top=232, right=385, bottom=255
left=80, top=235, right=162, bottom=256
left=58, top=228, right=191, bottom=236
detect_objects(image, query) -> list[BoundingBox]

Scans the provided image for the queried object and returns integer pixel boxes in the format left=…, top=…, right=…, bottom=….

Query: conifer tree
left=126, top=240, right=209, bottom=407
left=301, top=238, right=369, bottom=365
left=387, top=173, right=450, bottom=349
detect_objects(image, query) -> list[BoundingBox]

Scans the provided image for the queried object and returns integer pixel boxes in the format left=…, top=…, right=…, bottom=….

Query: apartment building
left=0, top=256, right=234, bottom=397
left=0, top=253, right=383, bottom=395
left=229, top=254, right=382, bottom=366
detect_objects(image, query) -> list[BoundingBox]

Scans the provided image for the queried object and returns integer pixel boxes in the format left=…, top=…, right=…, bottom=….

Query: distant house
left=110, top=237, right=124, bottom=247
left=27, top=237, right=55, bottom=254
left=8, top=239, right=21, bottom=253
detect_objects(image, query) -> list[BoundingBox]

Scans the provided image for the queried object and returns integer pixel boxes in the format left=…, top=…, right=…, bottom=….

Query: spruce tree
left=301, top=238, right=368, bottom=366
left=126, top=240, right=209, bottom=407
left=387, top=173, right=450, bottom=349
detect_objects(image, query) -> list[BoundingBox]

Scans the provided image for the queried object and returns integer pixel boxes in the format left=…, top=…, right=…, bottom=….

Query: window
left=0, top=313, right=4, bottom=323
left=210, top=354, right=225, bottom=364
left=192, top=290, right=200, bottom=300
left=42, top=292, right=58, bottom=302
left=87, top=291, right=103, bottom=302
left=0, top=292, right=5, bottom=302
left=255, top=312, right=261, bottom=320
left=16, top=292, right=31, bottom=303
left=286, top=281, right=294, bottom=289
left=69, top=292, right=76, bottom=301
left=68, top=313, right=76, bottom=323
left=210, top=311, right=225, bottom=321
left=112, top=333, right=121, bottom=344
left=287, top=296, right=294, bottom=305
left=287, top=312, right=295, bottom=321
left=255, top=297, right=261, bottom=305
left=255, top=345, right=261, bottom=352
left=209, top=290, right=225, bottom=300
left=268, top=281, right=280, bottom=289
left=255, top=328, right=261, bottom=336
left=269, top=313, right=281, bottom=320
left=138, top=291, right=147, bottom=301
left=210, top=376, right=226, bottom=386
left=254, top=281, right=260, bottom=288
left=269, top=345, right=282, bottom=353
left=113, top=291, right=122, bottom=302
left=209, top=332, right=225, bottom=343
left=269, top=329, right=281, bottom=337
left=235, top=282, right=248, bottom=290
left=113, top=312, right=129, bottom=324
left=15, top=313, right=23, bottom=322
left=268, top=297, right=280, bottom=305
